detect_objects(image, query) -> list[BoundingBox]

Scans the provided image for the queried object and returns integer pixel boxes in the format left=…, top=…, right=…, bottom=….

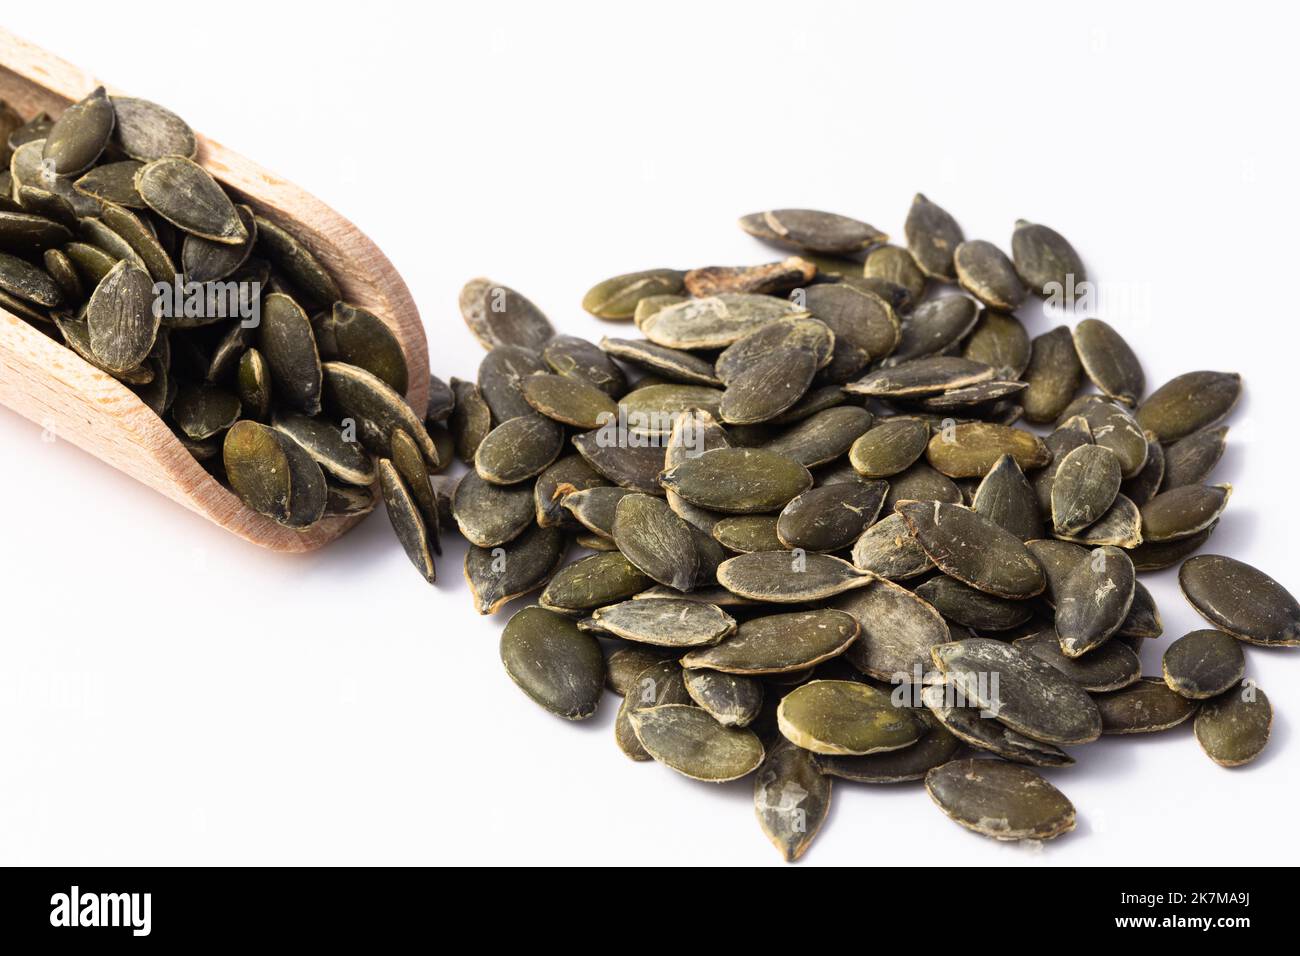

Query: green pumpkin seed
left=1162, top=629, right=1245, bottom=700
left=541, top=553, right=652, bottom=613
left=884, top=462, right=963, bottom=513
left=916, top=576, right=1033, bottom=632
left=611, top=493, right=700, bottom=591
left=718, top=551, right=872, bottom=602
left=753, top=741, right=830, bottom=862
left=1135, top=371, right=1241, bottom=443
left=379, top=459, right=434, bottom=581
left=904, top=193, right=963, bottom=281
left=934, top=638, right=1102, bottom=744
left=1021, top=326, right=1083, bottom=424
left=763, top=406, right=873, bottom=468
left=816, top=709, right=962, bottom=782
left=85, top=259, right=158, bottom=374
left=222, top=420, right=292, bottom=523
left=99, top=202, right=176, bottom=284
left=685, top=668, right=764, bottom=727
left=258, top=292, right=322, bottom=415
left=1131, top=523, right=1216, bottom=572
left=962, top=310, right=1030, bottom=378
left=62, top=241, right=118, bottom=287
left=1011, top=220, right=1085, bottom=294
left=620, top=383, right=723, bottom=437
left=850, top=513, right=934, bottom=580
left=425, top=375, right=455, bottom=424
left=180, top=203, right=256, bottom=283
left=135, top=156, right=246, bottom=245
left=465, top=524, right=567, bottom=615
left=885, top=294, right=979, bottom=366
left=1095, top=677, right=1197, bottom=734
left=16, top=185, right=78, bottom=231
left=324, top=481, right=376, bottom=517
left=542, top=334, right=626, bottom=397
left=953, top=240, right=1025, bottom=311
left=1056, top=546, right=1135, bottom=657
left=0, top=250, right=61, bottom=307
left=777, top=680, right=920, bottom=756
left=713, top=514, right=784, bottom=553
left=1064, top=397, right=1149, bottom=478
left=389, top=428, right=439, bottom=550
left=863, top=245, right=926, bottom=304
left=323, top=302, right=408, bottom=395
left=53, top=312, right=149, bottom=382
left=970, top=453, right=1042, bottom=541
left=0, top=209, right=72, bottom=255
left=42, top=87, right=113, bottom=176
left=835, top=577, right=950, bottom=681
left=1179, top=555, right=1300, bottom=646
left=1121, top=431, right=1165, bottom=506
left=740, top=208, right=886, bottom=255
left=253, top=215, right=340, bottom=308
left=1140, top=483, right=1231, bottom=542
left=681, top=608, right=859, bottom=674
left=776, top=481, right=886, bottom=552
left=591, top=599, right=736, bottom=648
left=802, top=283, right=900, bottom=380
left=533, top=454, right=605, bottom=528
left=518, top=372, right=616, bottom=429
left=606, top=646, right=678, bottom=696
left=278, top=439, right=328, bottom=526
left=1013, top=628, right=1141, bottom=693
left=897, top=501, right=1046, bottom=599
left=449, top=377, right=492, bottom=462
left=477, top=344, right=547, bottom=423
left=475, top=414, right=564, bottom=485
left=1073, top=318, right=1145, bottom=406
left=582, top=268, right=685, bottom=320
left=41, top=248, right=81, bottom=305
left=926, top=422, right=1050, bottom=479
left=321, top=361, right=436, bottom=464
left=1162, top=426, right=1228, bottom=490
left=1195, top=682, right=1271, bottom=767
left=630, top=704, right=765, bottom=781
left=641, top=293, right=807, bottom=350
left=451, top=470, right=535, bottom=547
left=925, top=758, right=1075, bottom=841
left=849, top=356, right=997, bottom=399
left=79, top=216, right=146, bottom=272
left=686, top=257, right=815, bottom=297
left=719, top=347, right=819, bottom=426
left=598, top=336, right=721, bottom=386
left=559, top=485, right=635, bottom=539
left=571, top=429, right=667, bottom=494
left=1057, top=493, right=1142, bottom=548
left=1051, top=443, right=1122, bottom=535
left=271, top=413, right=374, bottom=487
left=849, top=418, right=930, bottom=478
left=110, top=96, right=196, bottom=162
left=660, top=447, right=811, bottom=513
left=616, top=660, right=691, bottom=761
left=172, top=383, right=240, bottom=440
left=500, top=606, right=604, bottom=719
left=73, top=160, right=145, bottom=209
left=1041, top=425, right=1102, bottom=517
left=920, top=681, right=1074, bottom=767
left=1120, top=581, right=1163, bottom=639
left=633, top=294, right=686, bottom=329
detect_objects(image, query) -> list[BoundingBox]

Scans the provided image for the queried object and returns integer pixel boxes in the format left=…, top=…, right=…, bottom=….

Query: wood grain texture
left=0, top=28, right=427, bottom=552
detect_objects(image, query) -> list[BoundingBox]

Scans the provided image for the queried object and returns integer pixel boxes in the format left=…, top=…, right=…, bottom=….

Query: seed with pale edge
left=920, top=682, right=1074, bottom=767
left=475, top=414, right=563, bottom=485
left=379, top=459, right=434, bottom=582
left=971, top=453, right=1042, bottom=541
left=717, top=551, right=873, bottom=603
left=916, top=576, right=1032, bottom=632
left=660, top=447, right=812, bottom=514
left=777, top=680, right=920, bottom=756
left=1162, top=629, right=1245, bottom=700
left=925, top=759, right=1075, bottom=841
left=953, top=240, right=1025, bottom=310
left=754, top=742, right=830, bottom=862
left=629, top=704, right=764, bottom=782
left=591, top=599, right=735, bottom=648
left=897, top=501, right=1045, bottom=599
left=776, top=481, right=886, bottom=552
left=926, top=423, right=1050, bottom=478
left=612, top=494, right=700, bottom=592
left=1022, top=326, right=1084, bottom=424
left=110, top=96, right=197, bottom=162
left=452, top=470, right=534, bottom=547
left=1052, top=444, right=1121, bottom=535
left=850, top=513, right=934, bottom=580
left=136, top=156, right=247, bottom=244
left=1195, top=683, right=1271, bottom=767
left=1096, top=677, right=1197, bottom=734
left=43, top=87, right=114, bottom=176
left=1055, top=546, right=1135, bottom=658
left=816, top=710, right=962, bottom=783
left=1136, top=371, right=1242, bottom=443
left=500, top=606, right=604, bottom=719
left=850, top=418, right=929, bottom=478
left=86, top=259, right=158, bottom=374
left=1013, top=629, right=1141, bottom=693
left=1179, top=555, right=1300, bottom=647
left=1140, top=483, right=1232, bottom=542
left=582, top=268, right=685, bottom=320
left=259, top=292, right=323, bottom=415
left=904, top=193, right=963, bottom=280
left=542, top=553, right=651, bottom=613
left=465, top=524, right=567, bottom=615
left=1073, top=318, right=1144, bottom=405
left=1162, top=426, right=1228, bottom=490
left=222, top=420, right=291, bottom=523
left=740, top=208, right=886, bottom=255
left=686, top=669, right=763, bottom=728
left=681, top=608, right=859, bottom=674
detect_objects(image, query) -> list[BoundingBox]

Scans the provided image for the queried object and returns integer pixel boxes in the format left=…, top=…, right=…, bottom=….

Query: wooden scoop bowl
left=0, top=28, right=428, bottom=552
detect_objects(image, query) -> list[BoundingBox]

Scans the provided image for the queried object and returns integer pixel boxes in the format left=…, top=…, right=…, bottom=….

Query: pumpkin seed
left=971, top=453, right=1042, bottom=540
left=916, top=576, right=1033, bottom=632
left=848, top=356, right=997, bottom=399
left=926, top=422, right=1050, bottom=478
left=1140, top=483, right=1231, bottom=542
left=764, top=406, right=873, bottom=468
left=660, top=447, right=812, bottom=513
left=641, top=293, right=808, bottom=350
left=1131, top=524, right=1216, bottom=572
left=542, top=553, right=652, bottom=614
left=835, top=577, right=950, bottom=681
left=582, top=268, right=685, bottom=320
left=863, top=245, right=926, bottom=304
left=850, top=513, right=934, bottom=580
left=1051, top=444, right=1122, bottom=535
left=717, top=551, right=873, bottom=602
left=1179, top=555, right=1300, bottom=647
left=379, top=459, right=434, bottom=581
left=925, top=758, right=1075, bottom=841
left=719, top=348, right=819, bottom=426
left=172, top=383, right=240, bottom=440
left=590, top=599, right=736, bottom=648
left=1121, top=431, right=1165, bottom=506
left=41, top=248, right=82, bottom=304
left=475, top=414, right=564, bottom=485
left=425, top=375, right=456, bottom=424
left=62, top=241, right=118, bottom=286
left=962, top=310, right=1030, bottom=378
left=1021, top=326, right=1084, bottom=424
left=753, top=741, right=830, bottom=862
left=542, top=334, right=626, bottom=397
left=1072, top=318, right=1144, bottom=405
left=0, top=250, right=62, bottom=307
left=1162, top=426, right=1228, bottom=490
left=686, top=257, right=815, bottom=296
left=500, top=606, right=603, bottom=719
left=99, top=201, right=176, bottom=284
left=451, top=470, right=535, bottom=547
left=85, top=259, right=158, bottom=374
left=1120, top=581, right=1164, bottom=639
left=73, top=160, right=145, bottom=209
left=222, top=420, right=292, bottom=524
left=778, top=680, right=920, bottom=756
left=933, top=638, right=1103, bottom=745
left=1010, top=220, right=1085, bottom=294
left=259, top=292, right=322, bottom=415
left=920, top=681, right=1074, bottom=767
left=1195, top=682, right=1271, bottom=767
left=1013, top=628, right=1141, bottom=693
left=776, top=481, right=887, bottom=552
left=884, top=293, right=980, bottom=366
left=389, top=428, right=439, bottom=550
left=621, top=383, right=723, bottom=437
left=325, top=302, right=408, bottom=395
left=849, top=417, right=930, bottom=478
left=816, top=709, right=962, bottom=782
left=560, top=485, right=636, bottom=538
left=612, top=493, right=700, bottom=591
left=449, top=377, right=492, bottom=462
left=630, top=704, right=765, bottom=781
left=713, top=515, right=784, bottom=553
left=110, top=97, right=196, bottom=162
left=478, top=344, right=547, bottom=423
left=533, top=454, right=605, bottom=528
left=616, top=659, right=691, bottom=760
left=598, top=336, right=721, bottom=386
left=897, top=500, right=1046, bottom=599
left=633, top=294, right=686, bottom=329
left=953, top=240, right=1025, bottom=311
left=254, top=216, right=340, bottom=308
left=136, top=156, right=246, bottom=244
left=740, top=208, right=886, bottom=255
left=571, top=429, right=667, bottom=494
left=606, top=646, right=678, bottom=696
left=520, top=372, right=617, bottom=429
left=883, top=462, right=963, bottom=513
left=1057, top=493, right=1143, bottom=549
left=1162, top=629, right=1246, bottom=700
left=681, top=608, right=859, bottom=674
left=686, top=669, right=764, bottom=727
left=802, top=283, right=900, bottom=380
left=1136, top=371, right=1242, bottom=443
left=465, top=524, right=567, bottom=615
left=42, top=87, right=113, bottom=177
left=904, top=193, right=963, bottom=281
left=1055, top=545, right=1135, bottom=657
left=1095, top=677, right=1197, bottom=734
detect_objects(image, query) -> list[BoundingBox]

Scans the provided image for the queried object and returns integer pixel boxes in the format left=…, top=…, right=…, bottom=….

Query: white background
left=2, top=1, right=1297, bottom=866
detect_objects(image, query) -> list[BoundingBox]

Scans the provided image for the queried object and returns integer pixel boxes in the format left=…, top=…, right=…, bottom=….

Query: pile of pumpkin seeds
left=440, top=200, right=1291, bottom=861
left=2, top=90, right=432, bottom=529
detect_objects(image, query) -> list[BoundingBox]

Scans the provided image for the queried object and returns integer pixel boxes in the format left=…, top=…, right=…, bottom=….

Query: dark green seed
left=451, top=470, right=535, bottom=547
left=1136, top=371, right=1241, bottom=443
left=1179, top=555, right=1300, bottom=647
left=835, top=577, right=950, bottom=681
left=884, top=293, right=980, bottom=366
left=620, top=383, right=723, bottom=437
left=606, top=646, right=678, bottom=696
left=920, top=681, right=1074, bottom=767
left=776, top=481, right=887, bottom=552
left=533, top=454, right=604, bottom=528
left=222, top=420, right=292, bottom=524
left=764, top=406, right=873, bottom=468
left=1073, top=318, right=1144, bottom=405
left=110, top=96, right=197, bottom=162
left=1130, top=524, right=1216, bottom=572
left=863, top=245, right=926, bottom=304
left=542, top=553, right=652, bottom=613
left=181, top=203, right=256, bottom=283
left=571, top=430, right=667, bottom=494
left=754, top=741, right=830, bottom=862
left=1021, top=325, right=1084, bottom=424
left=598, top=336, right=721, bottom=386
left=916, top=576, right=1032, bottom=632
left=816, top=709, right=962, bottom=783
left=681, top=608, right=858, bottom=674
left=777, top=680, right=920, bottom=756
left=1057, top=493, right=1143, bottom=549
left=477, top=344, right=547, bottom=423
left=1122, top=432, right=1165, bottom=506
left=0, top=250, right=62, bottom=307
left=802, top=283, right=900, bottom=380
left=849, top=418, right=929, bottom=478
left=73, top=160, right=145, bottom=209
left=172, top=383, right=240, bottom=440
left=1013, top=628, right=1141, bottom=693
left=629, top=704, right=765, bottom=782
left=99, top=202, right=176, bottom=284
left=1140, top=483, right=1231, bottom=542
left=542, top=334, right=626, bottom=396
left=475, top=414, right=564, bottom=485
left=1051, top=444, right=1122, bottom=535
left=971, top=453, right=1042, bottom=540
left=925, top=758, right=1076, bottom=841
left=254, top=216, right=340, bottom=307
left=641, top=293, right=807, bottom=350
left=41, top=248, right=82, bottom=304
left=1055, top=546, right=1135, bottom=658
left=850, top=513, right=933, bottom=580
left=43, top=87, right=114, bottom=176
left=521, top=372, right=617, bottom=429
left=685, top=668, right=763, bottom=727
left=740, top=208, right=886, bottom=255
left=926, top=423, right=1050, bottom=478
left=449, top=377, right=491, bottom=462
left=849, top=355, right=997, bottom=399
left=717, top=551, right=873, bottom=603
left=953, top=240, right=1025, bottom=310
left=259, top=292, right=322, bottom=415
left=962, top=310, right=1030, bottom=378
left=904, top=193, right=963, bottom=281
left=1095, top=677, right=1197, bottom=734
left=1162, top=426, right=1228, bottom=490
left=465, top=524, right=567, bottom=615
left=660, top=447, right=812, bottom=514
left=324, top=302, right=408, bottom=395
left=612, top=493, right=700, bottom=592
left=85, top=259, right=158, bottom=374
left=897, top=501, right=1046, bottom=599
left=500, top=606, right=604, bottom=719
left=591, top=598, right=736, bottom=648
left=1011, top=220, right=1086, bottom=294
left=136, top=157, right=246, bottom=244
left=1195, top=682, right=1271, bottom=767
left=712, top=515, right=784, bottom=553
left=1162, top=629, right=1245, bottom=700
left=582, top=268, right=686, bottom=320
left=883, top=462, right=963, bottom=513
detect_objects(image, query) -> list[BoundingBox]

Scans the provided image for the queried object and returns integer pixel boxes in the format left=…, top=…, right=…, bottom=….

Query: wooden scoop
left=0, top=29, right=428, bottom=552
